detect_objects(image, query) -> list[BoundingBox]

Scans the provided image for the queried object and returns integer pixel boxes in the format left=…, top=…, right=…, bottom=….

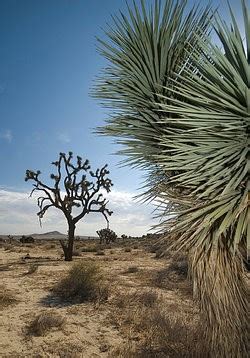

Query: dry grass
left=168, top=254, right=189, bottom=277
left=72, top=250, right=82, bottom=257
left=135, top=290, right=158, bottom=308
left=110, top=289, right=202, bottom=357
left=81, top=245, right=97, bottom=253
left=26, top=311, right=65, bottom=336
left=113, top=290, right=158, bottom=310
left=42, top=340, right=84, bottom=358
left=0, top=285, right=18, bottom=308
left=96, top=250, right=105, bottom=256
left=0, top=238, right=210, bottom=357
left=45, top=243, right=56, bottom=250
left=125, top=265, right=139, bottom=274
left=151, top=254, right=189, bottom=291
left=52, top=261, right=109, bottom=303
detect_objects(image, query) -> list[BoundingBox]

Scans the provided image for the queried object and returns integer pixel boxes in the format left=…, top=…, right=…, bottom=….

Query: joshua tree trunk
left=191, top=243, right=248, bottom=357
left=60, top=222, right=76, bottom=261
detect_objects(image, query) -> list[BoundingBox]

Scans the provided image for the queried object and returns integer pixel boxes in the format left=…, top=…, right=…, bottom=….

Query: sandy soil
left=0, top=239, right=197, bottom=357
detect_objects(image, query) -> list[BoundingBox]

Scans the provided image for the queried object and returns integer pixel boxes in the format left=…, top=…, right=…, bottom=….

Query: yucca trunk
left=190, top=245, right=248, bottom=357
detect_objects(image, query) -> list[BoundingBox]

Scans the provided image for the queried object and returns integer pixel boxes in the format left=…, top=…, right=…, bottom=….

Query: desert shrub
left=27, top=311, right=65, bottom=336
left=136, top=290, right=158, bottom=308
left=152, top=254, right=189, bottom=290
left=169, top=254, right=188, bottom=277
left=24, top=264, right=38, bottom=275
left=111, top=290, right=203, bottom=357
left=152, top=267, right=170, bottom=288
left=42, top=340, right=84, bottom=357
left=53, top=261, right=109, bottom=303
left=135, top=311, right=207, bottom=358
left=97, top=228, right=117, bottom=245
left=124, top=247, right=131, bottom=253
left=3, top=244, right=12, bottom=251
left=0, top=285, right=17, bottom=308
left=21, top=243, right=34, bottom=248
left=114, top=290, right=158, bottom=310
left=125, top=266, right=139, bottom=274
left=110, top=250, right=114, bottom=254
left=109, top=343, right=137, bottom=358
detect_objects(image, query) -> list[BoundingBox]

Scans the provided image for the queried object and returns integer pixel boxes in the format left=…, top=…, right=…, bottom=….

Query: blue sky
left=0, top=0, right=243, bottom=235
left=0, top=0, right=138, bottom=192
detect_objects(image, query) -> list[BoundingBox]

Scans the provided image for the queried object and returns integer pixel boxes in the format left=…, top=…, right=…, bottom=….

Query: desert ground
left=0, top=236, right=201, bottom=358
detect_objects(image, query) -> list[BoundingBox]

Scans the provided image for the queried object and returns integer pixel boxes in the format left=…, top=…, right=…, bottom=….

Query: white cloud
left=0, top=188, right=158, bottom=237
left=0, top=129, right=13, bottom=143
left=57, top=132, right=71, bottom=143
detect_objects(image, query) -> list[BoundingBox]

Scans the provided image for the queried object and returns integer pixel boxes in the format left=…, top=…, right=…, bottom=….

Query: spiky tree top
left=94, top=0, right=211, bottom=169
left=95, top=0, right=249, bottom=255
left=153, top=2, right=249, bottom=255
left=25, top=152, right=113, bottom=226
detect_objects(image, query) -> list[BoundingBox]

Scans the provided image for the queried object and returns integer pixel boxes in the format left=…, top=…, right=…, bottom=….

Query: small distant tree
left=25, top=152, right=113, bottom=261
left=96, top=228, right=117, bottom=245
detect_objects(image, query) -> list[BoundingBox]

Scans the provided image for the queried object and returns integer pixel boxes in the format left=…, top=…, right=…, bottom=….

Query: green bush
left=53, top=261, right=109, bottom=303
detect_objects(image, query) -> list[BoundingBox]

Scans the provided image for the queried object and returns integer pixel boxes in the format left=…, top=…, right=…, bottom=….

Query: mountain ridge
left=30, top=231, right=66, bottom=237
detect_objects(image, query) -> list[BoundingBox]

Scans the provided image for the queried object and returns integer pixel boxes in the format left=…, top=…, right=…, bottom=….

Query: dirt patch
left=0, top=239, right=198, bottom=357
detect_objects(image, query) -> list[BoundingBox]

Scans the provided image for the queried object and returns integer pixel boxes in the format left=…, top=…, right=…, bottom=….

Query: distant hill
left=30, top=232, right=98, bottom=240
left=31, top=231, right=66, bottom=237
left=0, top=232, right=98, bottom=240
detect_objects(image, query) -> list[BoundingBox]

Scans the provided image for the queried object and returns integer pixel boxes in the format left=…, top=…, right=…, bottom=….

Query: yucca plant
left=94, top=0, right=249, bottom=356
left=95, top=0, right=211, bottom=168
left=154, top=2, right=249, bottom=356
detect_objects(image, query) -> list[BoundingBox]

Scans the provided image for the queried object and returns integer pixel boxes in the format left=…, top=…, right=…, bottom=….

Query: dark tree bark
left=59, top=222, right=76, bottom=261
left=66, top=222, right=75, bottom=261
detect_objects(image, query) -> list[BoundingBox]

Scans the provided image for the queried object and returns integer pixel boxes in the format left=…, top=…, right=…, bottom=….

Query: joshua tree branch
left=25, top=152, right=113, bottom=261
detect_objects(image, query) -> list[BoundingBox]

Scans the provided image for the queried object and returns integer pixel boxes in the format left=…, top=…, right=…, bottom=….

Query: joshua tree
left=94, top=0, right=248, bottom=356
left=25, top=152, right=113, bottom=261
left=96, top=228, right=117, bottom=245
